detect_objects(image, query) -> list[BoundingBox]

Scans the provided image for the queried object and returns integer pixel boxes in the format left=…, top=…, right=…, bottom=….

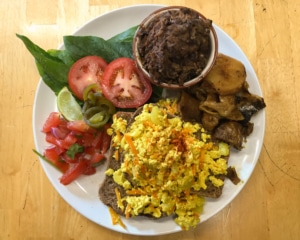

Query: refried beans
left=137, top=7, right=212, bottom=85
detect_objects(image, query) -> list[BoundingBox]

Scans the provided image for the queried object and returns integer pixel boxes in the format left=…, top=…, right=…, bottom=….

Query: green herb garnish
left=66, top=143, right=84, bottom=159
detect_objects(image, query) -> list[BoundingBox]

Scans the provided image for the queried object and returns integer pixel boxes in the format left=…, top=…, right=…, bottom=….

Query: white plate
left=33, top=4, right=265, bottom=236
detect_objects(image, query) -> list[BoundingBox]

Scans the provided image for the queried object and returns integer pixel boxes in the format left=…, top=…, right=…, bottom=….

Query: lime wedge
left=57, top=86, right=83, bottom=121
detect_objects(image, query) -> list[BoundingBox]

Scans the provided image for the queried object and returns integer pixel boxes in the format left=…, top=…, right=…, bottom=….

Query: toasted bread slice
left=99, top=108, right=229, bottom=218
left=98, top=112, right=133, bottom=216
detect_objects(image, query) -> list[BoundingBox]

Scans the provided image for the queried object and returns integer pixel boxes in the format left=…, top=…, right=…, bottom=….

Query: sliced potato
left=204, top=53, right=246, bottom=95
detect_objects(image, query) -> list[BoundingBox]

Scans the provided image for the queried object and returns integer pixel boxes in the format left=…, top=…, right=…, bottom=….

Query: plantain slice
left=204, top=53, right=246, bottom=95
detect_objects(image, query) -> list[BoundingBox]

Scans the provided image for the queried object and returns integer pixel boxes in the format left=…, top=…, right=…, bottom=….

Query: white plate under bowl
left=33, top=4, right=265, bottom=236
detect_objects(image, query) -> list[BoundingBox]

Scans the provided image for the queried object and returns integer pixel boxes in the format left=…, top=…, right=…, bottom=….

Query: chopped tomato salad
left=42, top=112, right=111, bottom=185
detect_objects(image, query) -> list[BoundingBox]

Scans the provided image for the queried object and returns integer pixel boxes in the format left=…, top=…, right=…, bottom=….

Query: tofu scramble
left=105, top=99, right=230, bottom=230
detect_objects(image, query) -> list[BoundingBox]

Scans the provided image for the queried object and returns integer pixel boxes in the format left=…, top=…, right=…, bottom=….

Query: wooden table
left=1, top=0, right=299, bottom=239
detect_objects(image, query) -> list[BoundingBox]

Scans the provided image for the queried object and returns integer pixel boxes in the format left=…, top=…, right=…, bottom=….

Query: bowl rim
left=133, top=6, right=219, bottom=89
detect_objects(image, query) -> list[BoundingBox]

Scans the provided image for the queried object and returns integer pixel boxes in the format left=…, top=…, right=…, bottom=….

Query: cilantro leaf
left=66, top=143, right=84, bottom=159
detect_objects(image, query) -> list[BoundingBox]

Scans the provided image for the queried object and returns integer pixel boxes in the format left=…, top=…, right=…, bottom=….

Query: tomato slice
left=100, top=57, right=152, bottom=108
left=68, top=56, right=108, bottom=100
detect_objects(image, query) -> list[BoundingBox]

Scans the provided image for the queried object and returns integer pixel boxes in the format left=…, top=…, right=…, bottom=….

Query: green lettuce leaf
left=63, top=36, right=132, bottom=63
left=107, top=25, right=138, bottom=43
left=16, top=34, right=70, bottom=95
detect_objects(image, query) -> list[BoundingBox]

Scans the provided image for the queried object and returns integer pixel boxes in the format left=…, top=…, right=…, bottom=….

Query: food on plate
left=99, top=52, right=265, bottom=229
left=134, top=6, right=216, bottom=87
left=40, top=112, right=111, bottom=185
left=18, top=29, right=153, bottom=184
left=204, top=54, right=246, bottom=95
left=16, top=29, right=138, bottom=95
left=82, top=84, right=116, bottom=129
left=99, top=57, right=152, bottom=108
left=179, top=53, right=266, bottom=149
left=57, top=87, right=84, bottom=122
left=99, top=100, right=231, bottom=230
left=68, top=55, right=108, bottom=100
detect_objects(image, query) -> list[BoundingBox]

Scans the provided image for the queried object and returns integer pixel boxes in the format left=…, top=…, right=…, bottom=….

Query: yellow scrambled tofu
left=106, top=100, right=229, bottom=230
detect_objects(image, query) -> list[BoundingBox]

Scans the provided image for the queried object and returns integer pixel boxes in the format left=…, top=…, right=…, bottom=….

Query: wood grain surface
left=1, top=0, right=299, bottom=239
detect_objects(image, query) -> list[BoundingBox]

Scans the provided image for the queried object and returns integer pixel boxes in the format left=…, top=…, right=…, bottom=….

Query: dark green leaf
left=16, top=34, right=70, bottom=95
left=35, top=61, right=67, bottom=94
left=107, top=25, right=138, bottom=43
left=63, top=35, right=134, bottom=62
left=108, top=42, right=134, bottom=59
left=47, top=49, right=75, bottom=66
left=148, top=84, right=164, bottom=103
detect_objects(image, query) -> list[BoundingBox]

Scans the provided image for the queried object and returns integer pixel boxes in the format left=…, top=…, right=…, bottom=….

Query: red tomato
left=83, top=166, right=96, bottom=175
left=77, top=132, right=96, bottom=147
left=68, top=56, right=108, bottom=100
left=44, top=146, right=60, bottom=162
left=81, top=147, right=104, bottom=164
left=60, top=152, right=79, bottom=164
left=45, top=132, right=57, bottom=145
left=90, top=152, right=104, bottom=165
left=91, top=131, right=104, bottom=149
left=42, top=112, right=61, bottom=133
left=57, top=133, right=77, bottom=150
left=100, top=57, right=152, bottom=108
left=67, top=120, right=96, bottom=134
left=44, top=146, right=69, bottom=173
left=42, top=111, right=111, bottom=185
left=60, top=161, right=89, bottom=185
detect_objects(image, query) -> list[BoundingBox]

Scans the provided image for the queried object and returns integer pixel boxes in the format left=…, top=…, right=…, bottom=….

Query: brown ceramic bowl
left=133, top=6, right=218, bottom=89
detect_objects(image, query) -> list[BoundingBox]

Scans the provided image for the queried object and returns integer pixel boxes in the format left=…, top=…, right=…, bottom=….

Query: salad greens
left=16, top=25, right=138, bottom=95
left=17, top=34, right=71, bottom=94
left=63, top=36, right=134, bottom=63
